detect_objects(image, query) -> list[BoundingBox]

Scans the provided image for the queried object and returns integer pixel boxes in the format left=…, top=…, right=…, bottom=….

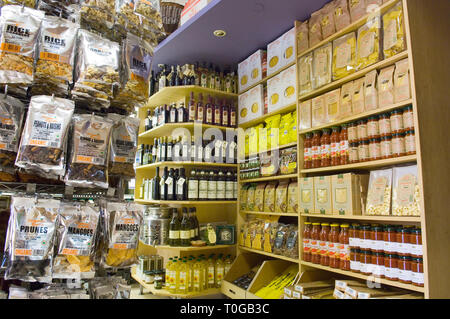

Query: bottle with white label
left=169, top=209, right=181, bottom=247
left=196, top=139, right=204, bottom=162
left=225, top=171, right=234, bottom=200
left=176, top=168, right=187, bottom=200
left=207, top=170, right=217, bottom=200
left=216, top=171, right=225, bottom=200
left=160, top=167, right=168, bottom=200
left=198, top=170, right=208, bottom=201
left=233, top=172, right=238, bottom=199
left=204, top=138, right=212, bottom=163
left=214, top=138, right=222, bottom=163
left=188, top=169, right=199, bottom=200
left=190, top=136, right=196, bottom=162
left=166, top=168, right=175, bottom=200
left=207, top=255, right=215, bottom=288
left=180, top=208, right=192, bottom=247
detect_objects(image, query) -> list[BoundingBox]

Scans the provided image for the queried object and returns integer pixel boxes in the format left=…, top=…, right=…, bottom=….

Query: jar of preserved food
left=370, top=225, right=385, bottom=253
left=311, top=131, right=322, bottom=169
left=390, top=109, right=404, bottom=133
left=357, top=119, right=368, bottom=141
left=397, top=255, right=412, bottom=284
left=358, top=139, right=370, bottom=162
left=384, top=225, right=398, bottom=255
left=384, top=254, right=399, bottom=281
left=397, top=226, right=412, bottom=257
left=328, top=224, right=341, bottom=268
left=380, top=135, right=393, bottom=159
left=348, top=122, right=358, bottom=143
left=359, top=250, right=373, bottom=275
left=371, top=252, right=385, bottom=278
left=311, top=223, right=321, bottom=264
left=367, top=115, right=380, bottom=138
left=302, top=222, right=312, bottom=262
left=392, top=132, right=406, bottom=157
left=319, top=223, right=331, bottom=266
left=379, top=113, right=392, bottom=136
left=330, top=127, right=341, bottom=166
left=350, top=249, right=361, bottom=273
left=411, top=257, right=424, bottom=287
left=320, top=129, right=331, bottom=167
left=403, top=105, right=414, bottom=130
left=405, top=129, right=416, bottom=155
left=410, top=228, right=423, bottom=258
left=304, top=133, right=313, bottom=169
left=339, top=124, right=349, bottom=165
left=359, top=224, right=372, bottom=251
left=369, top=138, right=381, bottom=161
left=349, top=142, right=359, bottom=163
left=338, top=224, right=350, bottom=271
left=349, top=224, right=360, bottom=249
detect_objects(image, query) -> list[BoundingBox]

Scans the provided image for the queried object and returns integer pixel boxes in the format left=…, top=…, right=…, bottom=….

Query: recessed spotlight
left=213, top=30, right=227, bottom=38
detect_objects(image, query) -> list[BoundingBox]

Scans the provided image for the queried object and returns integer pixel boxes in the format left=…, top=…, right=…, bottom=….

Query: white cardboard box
left=279, top=64, right=297, bottom=108
left=267, top=73, right=283, bottom=113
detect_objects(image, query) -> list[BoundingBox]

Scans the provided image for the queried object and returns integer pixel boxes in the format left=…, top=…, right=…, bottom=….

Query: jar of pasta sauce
left=349, top=142, right=359, bottom=163
left=398, top=255, right=412, bottom=284
left=330, top=127, right=341, bottom=166
left=357, top=119, right=368, bottom=141
left=302, top=222, right=312, bottom=262
left=319, top=223, right=331, bottom=266
left=359, top=250, right=373, bottom=275
left=320, top=129, right=331, bottom=167
left=311, top=223, right=321, bottom=264
left=410, top=228, right=423, bottom=258
left=328, top=224, right=341, bottom=269
left=339, top=124, right=349, bottom=165
left=359, top=224, right=372, bottom=251
left=384, top=254, right=399, bottom=281
left=405, top=129, right=416, bottom=155
left=390, top=109, right=404, bottom=133
left=349, top=224, right=360, bottom=249
left=311, top=131, right=322, bottom=169
left=383, top=225, right=398, bottom=255
left=367, top=115, right=380, bottom=138
left=358, top=139, right=370, bottom=162
left=380, top=135, right=393, bottom=159
left=403, top=105, right=414, bottom=130
left=339, top=224, right=350, bottom=271
left=370, top=225, right=384, bottom=253
left=379, top=113, right=392, bottom=136
left=392, top=132, right=406, bottom=157
left=397, top=226, right=413, bottom=257
left=348, top=122, right=358, bottom=143
left=303, top=133, right=312, bottom=169
left=411, top=257, right=424, bottom=287
left=371, top=252, right=385, bottom=278
left=369, top=138, right=381, bottom=161
left=350, top=249, right=361, bottom=273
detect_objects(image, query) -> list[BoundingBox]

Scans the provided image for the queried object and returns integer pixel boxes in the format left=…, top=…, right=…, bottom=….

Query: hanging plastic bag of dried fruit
left=31, top=15, right=79, bottom=97
left=36, top=0, right=81, bottom=22
left=72, top=29, right=120, bottom=110
left=99, top=200, right=144, bottom=269
left=0, top=0, right=37, bottom=9
left=107, top=114, right=140, bottom=178
left=65, top=113, right=114, bottom=189
left=0, top=5, right=44, bottom=85
left=2, top=196, right=60, bottom=283
left=0, top=91, right=25, bottom=182
left=53, top=201, right=100, bottom=279
left=112, top=33, right=153, bottom=111
left=79, top=0, right=115, bottom=37
left=15, top=95, right=75, bottom=179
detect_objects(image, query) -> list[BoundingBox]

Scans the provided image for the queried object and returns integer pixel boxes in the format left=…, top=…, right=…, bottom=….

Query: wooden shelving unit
left=239, top=247, right=299, bottom=264
left=239, top=173, right=298, bottom=184
left=142, top=243, right=236, bottom=251
left=135, top=199, right=237, bottom=205
left=301, top=214, right=421, bottom=223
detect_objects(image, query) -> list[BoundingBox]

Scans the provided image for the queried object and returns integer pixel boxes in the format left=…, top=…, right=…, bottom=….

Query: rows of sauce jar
left=303, top=106, right=416, bottom=169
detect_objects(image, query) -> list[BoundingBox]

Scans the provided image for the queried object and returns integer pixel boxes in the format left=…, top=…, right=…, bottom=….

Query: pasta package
left=365, top=168, right=393, bottom=216
left=254, top=184, right=266, bottom=212
left=65, top=114, right=114, bottom=189
left=364, top=70, right=378, bottom=111
left=239, top=184, right=249, bottom=210
left=332, top=32, right=357, bottom=80
left=280, top=147, right=297, bottom=175
left=325, top=88, right=341, bottom=124
left=349, top=0, right=366, bottom=22
left=300, top=177, right=314, bottom=214
left=116, top=0, right=141, bottom=37
left=383, top=1, right=406, bottom=59
left=392, top=165, right=421, bottom=216
left=309, top=11, right=323, bottom=47
left=313, top=43, right=332, bottom=89
left=1, top=0, right=36, bottom=8
left=297, top=20, right=309, bottom=54
left=394, top=59, right=411, bottom=103
left=16, top=95, right=75, bottom=178
left=272, top=223, right=289, bottom=255
left=0, top=5, right=44, bottom=84
left=80, top=0, right=115, bottom=35
left=356, top=17, right=381, bottom=70
left=299, top=53, right=313, bottom=96
left=275, top=181, right=289, bottom=213
left=287, top=182, right=298, bottom=213
left=288, top=110, right=297, bottom=144
left=312, top=95, right=326, bottom=127
left=53, top=201, right=100, bottom=279
left=279, top=113, right=292, bottom=146
left=314, top=176, right=332, bottom=215
left=299, top=100, right=312, bottom=130
left=352, top=77, right=365, bottom=114
left=264, top=182, right=277, bottom=212
left=340, top=81, right=353, bottom=119
left=334, top=0, right=351, bottom=31
left=0, top=94, right=25, bottom=181
left=33, top=16, right=79, bottom=96
left=246, top=184, right=256, bottom=211
left=320, top=3, right=336, bottom=39
left=378, top=65, right=395, bottom=107
left=283, top=225, right=299, bottom=258
left=3, top=196, right=60, bottom=283
left=101, top=201, right=144, bottom=269
left=108, top=114, right=140, bottom=178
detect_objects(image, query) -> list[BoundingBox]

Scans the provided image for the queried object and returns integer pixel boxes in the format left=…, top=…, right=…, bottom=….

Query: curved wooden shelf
left=300, top=214, right=421, bottom=223
left=239, top=173, right=298, bottom=184
left=140, top=244, right=235, bottom=251
left=136, top=161, right=238, bottom=170
left=300, top=261, right=425, bottom=293
left=239, top=246, right=299, bottom=264
left=238, top=102, right=297, bottom=129
left=135, top=199, right=237, bottom=205
left=241, top=211, right=299, bottom=217
left=139, top=123, right=237, bottom=140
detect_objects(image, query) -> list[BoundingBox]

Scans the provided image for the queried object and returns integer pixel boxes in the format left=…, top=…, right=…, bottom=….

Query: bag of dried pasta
left=0, top=94, right=25, bottom=182
left=383, top=1, right=406, bottom=59
left=53, top=201, right=100, bottom=279
left=356, top=17, right=381, bottom=70
left=65, top=113, right=114, bottom=189
left=100, top=201, right=144, bottom=269
left=33, top=16, right=79, bottom=97
left=15, top=95, right=75, bottom=179
left=116, top=0, right=141, bottom=37
left=72, top=29, right=120, bottom=110
left=0, top=5, right=44, bottom=84
left=107, top=113, right=140, bottom=178
left=2, top=196, right=60, bottom=283
left=313, top=42, right=332, bottom=89
left=332, top=32, right=357, bottom=80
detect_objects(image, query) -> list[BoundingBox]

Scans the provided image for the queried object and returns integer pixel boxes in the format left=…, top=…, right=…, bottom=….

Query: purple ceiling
left=152, top=0, right=331, bottom=71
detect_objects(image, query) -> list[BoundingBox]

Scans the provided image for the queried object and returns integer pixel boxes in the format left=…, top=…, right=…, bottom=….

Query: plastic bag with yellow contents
left=265, top=115, right=281, bottom=150
left=333, top=32, right=357, bottom=80
left=313, top=43, right=332, bottom=89
left=279, top=113, right=292, bottom=146
left=383, top=1, right=406, bottom=59
left=288, top=111, right=297, bottom=144
left=299, top=53, right=313, bottom=96
left=356, top=17, right=381, bottom=70
left=100, top=201, right=144, bottom=269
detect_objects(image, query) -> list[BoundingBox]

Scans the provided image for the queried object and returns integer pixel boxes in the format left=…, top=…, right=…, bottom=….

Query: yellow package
left=356, top=17, right=381, bottom=70
left=279, top=113, right=292, bottom=146
left=248, top=125, right=263, bottom=155
left=299, top=53, right=313, bottom=96
left=240, top=185, right=249, bottom=210
left=383, top=2, right=406, bottom=59
left=288, top=111, right=297, bottom=144
left=265, top=115, right=281, bottom=150
left=259, top=126, right=269, bottom=153
left=264, top=183, right=277, bottom=212
left=332, top=32, right=357, bottom=80
left=313, top=43, right=332, bottom=89
left=247, top=184, right=257, bottom=211
left=244, top=133, right=249, bottom=157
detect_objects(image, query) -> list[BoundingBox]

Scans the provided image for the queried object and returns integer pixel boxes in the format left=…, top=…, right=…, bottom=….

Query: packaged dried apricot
left=356, top=17, right=381, bottom=70
left=383, top=1, right=406, bottom=58
left=332, top=32, right=357, bottom=80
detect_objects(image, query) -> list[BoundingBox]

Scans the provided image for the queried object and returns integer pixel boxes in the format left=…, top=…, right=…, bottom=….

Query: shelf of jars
left=238, top=247, right=299, bottom=264
left=299, top=52, right=408, bottom=102
left=300, top=261, right=425, bottom=293
left=299, top=100, right=413, bottom=135
left=300, top=155, right=417, bottom=174
left=238, top=61, right=296, bottom=95
left=144, top=86, right=238, bottom=108
left=238, top=102, right=297, bottom=129
left=300, top=214, right=421, bottom=224
left=136, top=162, right=238, bottom=171
left=139, top=123, right=237, bottom=140
left=135, top=200, right=237, bottom=205
left=241, top=211, right=299, bottom=217
left=239, top=173, right=298, bottom=184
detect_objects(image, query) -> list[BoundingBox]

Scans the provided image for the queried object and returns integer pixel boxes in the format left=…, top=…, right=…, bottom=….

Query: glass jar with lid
left=390, top=109, right=404, bottom=133
left=302, top=222, right=312, bottom=262
left=319, top=223, right=331, bottom=266
left=357, top=119, right=368, bottom=141
left=359, top=250, right=373, bottom=275
left=410, top=228, right=423, bottom=258
left=350, top=249, right=361, bottom=273
left=380, top=135, right=393, bottom=159
left=320, top=129, right=331, bottom=167
left=349, top=224, right=361, bottom=249
left=392, top=132, right=406, bottom=157
left=311, top=131, right=322, bottom=169
left=348, top=122, right=358, bottom=143
left=339, top=124, right=349, bottom=165
left=371, top=252, right=385, bottom=278
left=367, top=115, right=380, bottom=138
left=339, top=224, right=350, bottom=271
left=397, top=226, right=413, bottom=257
left=358, top=139, right=370, bottom=162
left=405, top=129, right=416, bottom=155
left=403, top=105, right=414, bottom=130
left=359, top=224, right=372, bottom=251
left=349, top=142, right=359, bottom=163
left=379, top=113, right=392, bottom=136
left=384, top=254, right=399, bottom=281
left=370, top=225, right=385, bottom=253
left=369, top=138, right=381, bottom=161
left=303, top=133, right=313, bottom=169
left=328, top=224, right=341, bottom=268
left=397, top=255, right=412, bottom=284
left=311, top=223, right=321, bottom=264
left=330, top=127, right=341, bottom=166
left=411, top=257, right=424, bottom=287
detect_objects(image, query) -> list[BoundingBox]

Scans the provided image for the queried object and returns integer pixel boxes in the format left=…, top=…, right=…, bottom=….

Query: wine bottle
left=166, top=168, right=175, bottom=200
left=160, top=167, right=168, bottom=200
left=216, top=171, right=225, bottom=200
left=180, top=208, right=191, bottom=247
left=188, top=169, right=199, bottom=200
left=167, top=136, right=173, bottom=162
left=152, top=167, right=161, bottom=200
left=196, top=93, right=204, bottom=123
left=207, top=170, right=217, bottom=200
left=176, top=168, right=187, bottom=200
left=198, top=170, right=208, bottom=201
left=188, top=92, right=196, bottom=122
left=169, top=209, right=181, bottom=247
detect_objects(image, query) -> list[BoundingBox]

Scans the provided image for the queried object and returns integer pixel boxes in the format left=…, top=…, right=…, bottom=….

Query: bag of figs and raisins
left=15, top=95, right=74, bottom=179
left=65, top=113, right=114, bottom=189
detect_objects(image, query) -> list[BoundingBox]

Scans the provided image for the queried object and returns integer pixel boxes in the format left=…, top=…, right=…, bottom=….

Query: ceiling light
left=213, top=30, right=227, bottom=38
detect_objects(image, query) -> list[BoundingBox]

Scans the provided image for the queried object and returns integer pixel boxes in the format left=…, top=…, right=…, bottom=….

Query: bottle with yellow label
left=200, top=257, right=208, bottom=290
left=215, top=254, right=225, bottom=288
left=207, top=255, right=216, bottom=289
left=177, top=260, right=188, bottom=294
left=188, top=257, right=194, bottom=292
left=165, top=258, right=173, bottom=289
left=168, top=259, right=178, bottom=293
left=193, top=259, right=203, bottom=292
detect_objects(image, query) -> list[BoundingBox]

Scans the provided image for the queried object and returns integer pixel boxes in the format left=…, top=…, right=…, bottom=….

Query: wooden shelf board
left=298, top=0, right=400, bottom=58
left=136, top=162, right=237, bottom=170
left=300, top=155, right=417, bottom=174
left=245, top=142, right=298, bottom=159
left=139, top=123, right=236, bottom=140
left=241, top=211, right=299, bottom=217
left=140, top=243, right=235, bottom=251
left=238, top=246, right=299, bottom=264
left=300, top=214, right=421, bottom=223
left=299, top=51, right=408, bottom=101
left=238, top=102, right=297, bottom=129
left=300, top=261, right=425, bottom=293
left=135, top=200, right=237, bottom=205
left=240, top=173, right=298, bottom=184
left=144, top=86, right=237, bottom=109
left=131, top=267, right=221, bottom=298
left=238, top=61, right=296, bottom=95
left=299, top=99, right=413, bottom=135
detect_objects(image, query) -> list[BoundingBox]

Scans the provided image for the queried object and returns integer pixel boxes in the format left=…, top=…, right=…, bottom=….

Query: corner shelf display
left=234, top=0, right=449, bottom=299
left=134, top=85, right=239, bottom=298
